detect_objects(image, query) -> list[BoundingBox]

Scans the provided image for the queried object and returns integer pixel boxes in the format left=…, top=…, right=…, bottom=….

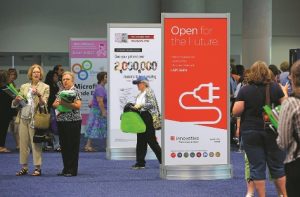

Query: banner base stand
left=106, top=148, right=157, bottom=160
left=160, top=164, right=232, bottom=180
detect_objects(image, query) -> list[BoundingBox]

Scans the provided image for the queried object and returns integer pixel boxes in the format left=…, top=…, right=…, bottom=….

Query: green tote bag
left=121, top=112, right=146, bottom=134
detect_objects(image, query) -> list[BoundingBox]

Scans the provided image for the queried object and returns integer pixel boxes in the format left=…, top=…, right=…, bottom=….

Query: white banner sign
left=108, top=25, right=161, bottom=152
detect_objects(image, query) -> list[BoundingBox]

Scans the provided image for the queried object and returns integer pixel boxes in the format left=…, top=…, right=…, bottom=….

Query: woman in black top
left=45, top=70, right=59, bottom=112
left=0, top=70, right=14, bottom=153
left=53, top=71, right=82, bottom=177
left=233, top=61, right=287, bottom=197
left=44, top=70, right=60, bottom=151
left=7, top=68, right=19, bottom=150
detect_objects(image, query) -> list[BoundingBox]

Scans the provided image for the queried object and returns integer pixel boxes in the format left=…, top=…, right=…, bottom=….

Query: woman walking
left=233, top=61, right=287, bottom=197
left=131, top=76, right=161, bottom=169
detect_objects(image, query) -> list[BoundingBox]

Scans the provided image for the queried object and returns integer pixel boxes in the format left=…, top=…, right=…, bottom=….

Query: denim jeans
left=242, top=129, right=285, bottom=180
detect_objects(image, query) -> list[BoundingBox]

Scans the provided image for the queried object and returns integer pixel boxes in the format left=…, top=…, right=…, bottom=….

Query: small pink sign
left=81, top=114, right=89, bottom=125
left=70, top=40, right=107, bottom=58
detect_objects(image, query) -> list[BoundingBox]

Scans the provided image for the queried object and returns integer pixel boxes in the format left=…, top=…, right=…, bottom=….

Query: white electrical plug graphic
left=193, top=83, right=220, bottom=103
left=179, top=83, right=222, bottom=124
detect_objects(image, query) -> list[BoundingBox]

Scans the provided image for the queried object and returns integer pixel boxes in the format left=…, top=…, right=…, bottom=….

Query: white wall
left=0, top=0, right=299, bottom=67
left=272, top=37, right=300, bottom=66
left=272, top=0, right=300, bottom=66
left=205, top=0, right=300, bottom=67
left=0, top=54, right=69, bottom=87
left=0, top=0, right=160, bottom=52
left=205, top=0, right=242, bottom=35
left=205, top=0, right=243, bottom=64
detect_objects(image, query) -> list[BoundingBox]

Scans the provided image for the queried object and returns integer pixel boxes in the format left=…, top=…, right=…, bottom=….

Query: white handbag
left=20, top=105, right=32, bottom=119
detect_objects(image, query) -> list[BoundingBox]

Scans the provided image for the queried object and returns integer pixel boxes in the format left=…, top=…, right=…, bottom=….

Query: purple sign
left=70, top=40, right=107, bottom=58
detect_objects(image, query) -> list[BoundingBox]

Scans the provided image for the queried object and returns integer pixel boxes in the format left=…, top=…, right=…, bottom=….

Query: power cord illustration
left=178, top=83, right=222, bottom=125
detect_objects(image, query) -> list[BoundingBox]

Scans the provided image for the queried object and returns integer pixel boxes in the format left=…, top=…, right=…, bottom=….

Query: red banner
left=164, top=18, right=228, bottom=130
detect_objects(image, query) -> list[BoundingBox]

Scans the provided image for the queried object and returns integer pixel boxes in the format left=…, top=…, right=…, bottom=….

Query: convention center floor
left=0, top=134, right=278, bottom=197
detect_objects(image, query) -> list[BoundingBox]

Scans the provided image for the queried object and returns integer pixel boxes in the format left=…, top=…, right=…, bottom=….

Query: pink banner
left=70, top=40, right=107, bottom=58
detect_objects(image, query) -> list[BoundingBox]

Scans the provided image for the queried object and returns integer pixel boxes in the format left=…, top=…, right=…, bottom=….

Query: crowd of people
left=230, top=60, right=300, bottom=197
left=0, top=63, right=162, bottom=177
left=1, top=60, right=300, bottom=196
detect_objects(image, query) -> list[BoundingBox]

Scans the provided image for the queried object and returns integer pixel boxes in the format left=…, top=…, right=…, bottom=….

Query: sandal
left=84, top=146, right=96, bottom=152
left=16, top=168, right=28, bottom=176
left=31, top=169, right=42, bottom=176
left=0, top=147, right=11, bottom=153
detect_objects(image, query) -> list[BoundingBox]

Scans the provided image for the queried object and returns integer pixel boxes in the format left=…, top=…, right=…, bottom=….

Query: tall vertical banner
left=108, top=24, right=161, bottom=160
left=69, top=38, right=107, bottom=128
left=161, top=13, right=232, bottom=180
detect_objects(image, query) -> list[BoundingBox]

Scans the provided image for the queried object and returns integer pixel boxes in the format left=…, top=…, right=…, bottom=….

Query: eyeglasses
left=33, top=71, right=41, bottom=74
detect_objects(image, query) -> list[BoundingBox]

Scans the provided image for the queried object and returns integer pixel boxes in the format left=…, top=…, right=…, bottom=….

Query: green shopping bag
left=121, top=112, right=146, bottom=133
left=57, top=105, right=72, bottom=113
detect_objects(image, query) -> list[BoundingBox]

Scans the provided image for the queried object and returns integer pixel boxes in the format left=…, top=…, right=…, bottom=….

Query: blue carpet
left=0, top=133, right=279, bottom=197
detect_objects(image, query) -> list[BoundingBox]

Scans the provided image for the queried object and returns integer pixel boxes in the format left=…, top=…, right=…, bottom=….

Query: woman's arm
left=52, top=98, right=60, bottom=109
left=12, top=84, right=25, bottom=107
left=36, top=85, right=50, bottom=106
left=235, top=117, right=241, bottom=137
left=97, top=97, right=106, bottom=117
left=279, top=83, right=289, bottom=104
left=232, top=101, right=245, bottom=117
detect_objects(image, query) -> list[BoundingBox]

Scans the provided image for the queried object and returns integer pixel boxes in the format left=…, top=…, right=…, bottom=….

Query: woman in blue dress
left=84, top=72, right=107, bottom=151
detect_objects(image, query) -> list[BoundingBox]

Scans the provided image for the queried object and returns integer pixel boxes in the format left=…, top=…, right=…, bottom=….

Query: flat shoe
left=57, top=172, right=64, bottom=176
left=31, top=169, right=42, bottom=176
left=63, top=173, right=73, bottom=177
left=131, top=164, right=145, bottom=170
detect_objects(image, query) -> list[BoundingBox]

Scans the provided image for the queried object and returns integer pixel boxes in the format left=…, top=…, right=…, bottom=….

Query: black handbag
left=33, top=128, right=54, bottom=143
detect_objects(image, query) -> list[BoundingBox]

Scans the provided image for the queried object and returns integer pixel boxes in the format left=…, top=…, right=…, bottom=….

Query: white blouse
left=135, top=91, right=146, bottom=106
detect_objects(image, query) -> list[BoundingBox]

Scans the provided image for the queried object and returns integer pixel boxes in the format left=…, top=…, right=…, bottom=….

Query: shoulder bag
left=34, top=105, right=50, bottom=129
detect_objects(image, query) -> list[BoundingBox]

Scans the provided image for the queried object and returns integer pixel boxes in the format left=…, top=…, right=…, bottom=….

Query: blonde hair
left=62, top=71, right=75, bottom=82
left=27, top=64, right=44, bottom=80
left=248, top=61, right=271, bottom=85
left=279, top=61, right=289, bottom=72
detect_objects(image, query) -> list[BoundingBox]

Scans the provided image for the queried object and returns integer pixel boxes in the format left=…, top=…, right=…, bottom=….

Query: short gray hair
left=141, top=80, right=149, bottom=87
left=62, top=71, right=75, bottom=82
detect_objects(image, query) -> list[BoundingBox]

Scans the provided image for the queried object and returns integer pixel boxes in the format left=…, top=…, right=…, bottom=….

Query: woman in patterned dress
left=84, top=72, right=107, bottom=152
